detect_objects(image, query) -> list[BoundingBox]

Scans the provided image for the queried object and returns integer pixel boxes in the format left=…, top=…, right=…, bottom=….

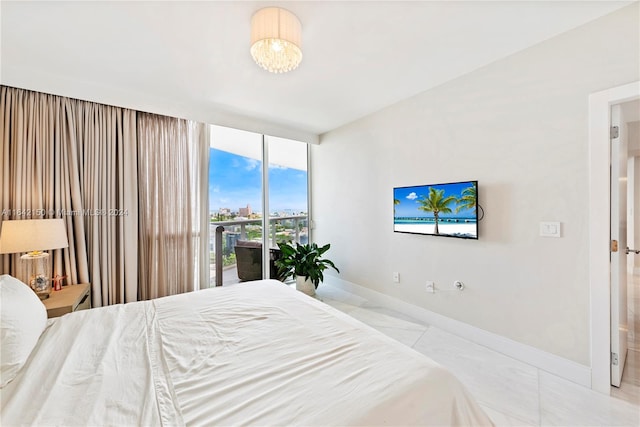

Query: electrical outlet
left=392, top=272, right=400, bottom=283
left=425, top=281, right=435, bottom=293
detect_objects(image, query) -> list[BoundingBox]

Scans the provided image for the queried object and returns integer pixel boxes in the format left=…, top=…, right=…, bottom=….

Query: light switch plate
left=540, top=221, right=561, bottom=237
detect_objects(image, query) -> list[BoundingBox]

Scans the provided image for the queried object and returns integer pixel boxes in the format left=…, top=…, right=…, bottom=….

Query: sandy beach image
left=394, top=222, right=476, bottom=238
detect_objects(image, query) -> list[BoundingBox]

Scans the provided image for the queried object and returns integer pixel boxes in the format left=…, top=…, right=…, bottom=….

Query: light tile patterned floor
left=313, top=283, right=640, bottom=427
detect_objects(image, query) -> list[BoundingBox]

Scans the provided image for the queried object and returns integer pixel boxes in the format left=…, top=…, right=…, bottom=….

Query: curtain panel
left=0, top=86, right=208, bottom=305
left=0, top=86, right=138, bottom=306
left=137, top=113, right=208, bottom=299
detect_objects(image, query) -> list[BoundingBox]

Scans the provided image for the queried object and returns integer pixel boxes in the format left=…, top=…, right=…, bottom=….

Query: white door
left=610, top=103, right=628, bottom=387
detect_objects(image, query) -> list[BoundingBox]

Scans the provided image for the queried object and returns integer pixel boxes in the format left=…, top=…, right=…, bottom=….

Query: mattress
left=1, top=280, right=492, bottom=426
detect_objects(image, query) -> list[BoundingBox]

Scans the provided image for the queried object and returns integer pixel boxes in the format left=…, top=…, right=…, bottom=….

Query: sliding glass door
left=208, top=126, right=309, bottom=287
left=209, top=125, right=264, bottom=286
left=266, top=136, right=309, bottom=248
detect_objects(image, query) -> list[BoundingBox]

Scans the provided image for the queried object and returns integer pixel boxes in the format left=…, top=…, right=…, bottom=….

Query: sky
left=209, top=148, right=308, bottom=213
left=394, top=181, right=476, bottom=218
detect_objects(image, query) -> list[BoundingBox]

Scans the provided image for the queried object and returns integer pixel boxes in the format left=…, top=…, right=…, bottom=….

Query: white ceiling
left=1, top=1, right=634, bottom=139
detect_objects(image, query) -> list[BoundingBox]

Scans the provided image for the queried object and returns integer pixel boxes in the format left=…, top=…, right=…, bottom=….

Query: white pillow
left=0, top=274, right=47, bottom=387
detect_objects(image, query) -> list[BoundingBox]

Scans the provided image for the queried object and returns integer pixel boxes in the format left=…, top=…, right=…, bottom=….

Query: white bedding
left=1, top=280, right=492, bottom=426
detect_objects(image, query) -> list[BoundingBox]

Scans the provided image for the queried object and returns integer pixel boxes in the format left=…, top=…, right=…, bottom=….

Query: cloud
left=269, top=163, right=289, bottom=170
left=245, top=158, right=260, bottom=171
left=406, top=192, right=418, bottom=200
left=212, top=186, right=220, bottom=193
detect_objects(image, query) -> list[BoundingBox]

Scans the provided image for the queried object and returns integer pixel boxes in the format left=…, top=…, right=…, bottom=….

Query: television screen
left=393, top=181, right=478, bottom=239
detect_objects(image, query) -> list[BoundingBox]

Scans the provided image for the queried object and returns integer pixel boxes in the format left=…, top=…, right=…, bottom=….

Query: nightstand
left=43, top=283, right=91, bottom=318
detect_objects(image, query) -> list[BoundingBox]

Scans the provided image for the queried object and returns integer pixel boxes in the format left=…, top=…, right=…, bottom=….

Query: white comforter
left=1, top=280, right=492, bottom=426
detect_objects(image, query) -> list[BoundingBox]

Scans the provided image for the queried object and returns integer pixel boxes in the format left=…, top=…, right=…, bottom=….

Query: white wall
left=311, top=4, right=639, bottom=365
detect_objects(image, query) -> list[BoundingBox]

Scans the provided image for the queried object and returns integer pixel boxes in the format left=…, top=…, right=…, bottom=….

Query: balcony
left=209, top=214, right=308, bottom=287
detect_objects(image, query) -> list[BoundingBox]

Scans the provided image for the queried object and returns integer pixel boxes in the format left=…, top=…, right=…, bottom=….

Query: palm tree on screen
left=456, top=184, right=477, bottom=214
left=394, top=198, right=400, bottom=214
left=417, top=188, right=457, bottom=235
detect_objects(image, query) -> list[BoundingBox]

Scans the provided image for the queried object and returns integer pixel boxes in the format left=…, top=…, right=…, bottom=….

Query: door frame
left=589, top=80, right=639, bottom=394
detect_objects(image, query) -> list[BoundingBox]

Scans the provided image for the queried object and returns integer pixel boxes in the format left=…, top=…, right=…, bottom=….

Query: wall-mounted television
left=393, top=180, right=478, bottom=239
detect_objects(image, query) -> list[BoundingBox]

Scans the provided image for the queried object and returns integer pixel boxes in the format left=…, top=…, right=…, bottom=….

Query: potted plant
left=275, top=242, right=339, bottom=296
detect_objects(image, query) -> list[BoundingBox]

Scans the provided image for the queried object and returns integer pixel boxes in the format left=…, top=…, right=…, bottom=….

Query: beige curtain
left=137, top=113, right=208, bottom=300
left=0, top=86, right=138, bottom=306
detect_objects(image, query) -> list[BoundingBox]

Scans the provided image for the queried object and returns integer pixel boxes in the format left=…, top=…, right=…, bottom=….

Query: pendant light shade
left=250, top=7, right=302, bottom=73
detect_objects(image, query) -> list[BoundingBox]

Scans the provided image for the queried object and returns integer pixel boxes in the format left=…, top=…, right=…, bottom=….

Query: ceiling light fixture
left=250, top=7, right=302, bottom=73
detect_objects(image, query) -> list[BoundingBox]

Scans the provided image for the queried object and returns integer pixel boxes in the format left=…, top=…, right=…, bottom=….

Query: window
left=208, top=126, right=309, bottom=286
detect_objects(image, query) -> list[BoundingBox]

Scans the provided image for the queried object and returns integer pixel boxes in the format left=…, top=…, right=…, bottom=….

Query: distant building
left=224, top=232, right=240, bottom=256
left=219, top=207, right=231, bottom=216
left=238, top=204, right=252, bottom=217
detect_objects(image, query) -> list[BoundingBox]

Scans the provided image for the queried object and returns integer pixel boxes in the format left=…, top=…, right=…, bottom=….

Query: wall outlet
left=540, top=221, right=561, bottom=237
left=425, top=281, right=435, bottom=293
left=392, top=272, right=400, bottom=283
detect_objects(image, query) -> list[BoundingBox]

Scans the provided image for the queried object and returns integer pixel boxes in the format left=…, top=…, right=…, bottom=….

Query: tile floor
left=313, top=283, right=640, bottom=427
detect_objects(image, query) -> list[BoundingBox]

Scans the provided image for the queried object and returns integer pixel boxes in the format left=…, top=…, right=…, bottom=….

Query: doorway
left=589, top=81, right=640, bottom=394
left=208, top=125, right=310, bottom=287
left=609, top=100, right=640, bottom=402
left=610, top=100, right=640, bottom=393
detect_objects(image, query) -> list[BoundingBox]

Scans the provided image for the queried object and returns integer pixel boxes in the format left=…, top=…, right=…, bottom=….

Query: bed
left=1, top=275, right=492, bottom=426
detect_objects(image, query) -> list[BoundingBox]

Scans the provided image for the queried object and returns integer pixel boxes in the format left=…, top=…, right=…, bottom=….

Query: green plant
left=275, top=242, right=339, bottom=288
left=223, top=253, right=236, bottom=267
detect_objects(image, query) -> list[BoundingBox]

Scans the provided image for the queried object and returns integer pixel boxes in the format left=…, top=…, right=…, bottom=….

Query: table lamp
left=0, top=218, right=69, bottom=299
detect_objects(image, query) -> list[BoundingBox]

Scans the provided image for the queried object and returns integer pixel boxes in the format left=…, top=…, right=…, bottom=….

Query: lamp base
left=28, top=272, right=52, bottom=300
left=21, top=253, right=52, bottom=300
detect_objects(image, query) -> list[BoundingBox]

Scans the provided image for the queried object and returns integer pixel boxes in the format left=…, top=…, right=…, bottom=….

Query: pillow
left=0, top=274, right=47, bottom=388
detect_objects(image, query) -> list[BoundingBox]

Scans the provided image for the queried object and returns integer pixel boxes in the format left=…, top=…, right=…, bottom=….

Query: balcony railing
left=210, top=215, right=308, bottom=287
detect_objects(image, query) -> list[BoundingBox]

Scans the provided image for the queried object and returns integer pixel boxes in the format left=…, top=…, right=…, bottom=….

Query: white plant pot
left=295, top=276, right=316, bottom=296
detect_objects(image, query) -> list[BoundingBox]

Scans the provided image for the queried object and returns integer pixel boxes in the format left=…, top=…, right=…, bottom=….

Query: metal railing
left=211, top=215, right=308, bottom=287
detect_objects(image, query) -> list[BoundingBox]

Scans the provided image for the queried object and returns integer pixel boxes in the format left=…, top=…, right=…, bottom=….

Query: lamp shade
left=250, top=7, right=302, bottom=73
left=0, top=219, right=69, bottom=254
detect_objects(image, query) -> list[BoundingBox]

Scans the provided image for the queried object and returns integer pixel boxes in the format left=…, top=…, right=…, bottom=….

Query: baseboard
left=324, top=276, right=592, bottom=388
